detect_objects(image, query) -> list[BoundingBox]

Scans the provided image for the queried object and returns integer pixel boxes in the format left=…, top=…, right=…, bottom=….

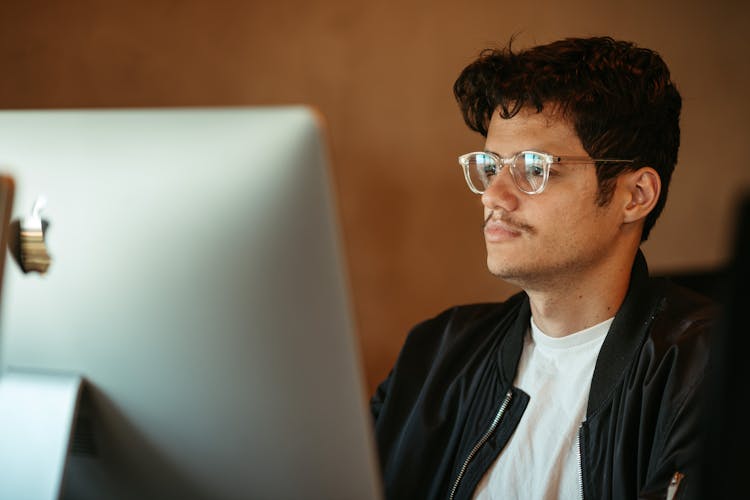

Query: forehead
left=485, top=107, right=585, bottom=156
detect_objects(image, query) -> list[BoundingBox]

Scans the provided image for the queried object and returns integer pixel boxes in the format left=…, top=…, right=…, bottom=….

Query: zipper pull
left=666, top=471, right=684, bottom=500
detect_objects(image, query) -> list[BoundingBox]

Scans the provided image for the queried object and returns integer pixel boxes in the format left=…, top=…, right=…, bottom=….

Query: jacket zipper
left=448, top=389, right=513, bottom=500
left=577, top=426, right=584, bottom=500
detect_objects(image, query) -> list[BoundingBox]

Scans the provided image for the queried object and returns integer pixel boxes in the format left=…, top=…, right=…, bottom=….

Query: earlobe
left=622, top=167, right=661, bottom=223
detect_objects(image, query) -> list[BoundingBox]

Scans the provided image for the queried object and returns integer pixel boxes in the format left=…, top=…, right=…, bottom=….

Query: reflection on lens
left=516, top=152, right=546, bottom=193
left=471, top=154, right=496, bottom=192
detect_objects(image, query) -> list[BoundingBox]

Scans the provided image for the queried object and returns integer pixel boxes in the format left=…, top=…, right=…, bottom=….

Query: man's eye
left=483, top=165, right=497, bottom=177
left=527, top=164, right=545, bottom=178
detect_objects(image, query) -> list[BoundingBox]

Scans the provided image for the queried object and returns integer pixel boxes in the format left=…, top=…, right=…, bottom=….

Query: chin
left=486, top=250, right=543, bottom=286
left=486, top=256, right=521, bottom=280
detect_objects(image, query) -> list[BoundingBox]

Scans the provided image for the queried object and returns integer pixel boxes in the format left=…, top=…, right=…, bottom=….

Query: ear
left=621, top=167, right=661, bottom=224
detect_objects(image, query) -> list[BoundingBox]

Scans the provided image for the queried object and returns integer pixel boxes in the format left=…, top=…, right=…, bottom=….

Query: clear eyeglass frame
left=457, top=150, right=634, bottom=195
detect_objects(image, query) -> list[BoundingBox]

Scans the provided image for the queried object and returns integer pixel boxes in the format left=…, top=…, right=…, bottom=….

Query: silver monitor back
left=0, top=106, right=382, bottom=500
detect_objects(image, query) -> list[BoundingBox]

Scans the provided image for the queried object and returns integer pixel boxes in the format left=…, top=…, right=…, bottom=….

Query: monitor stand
left=0, top=369, right=83, bottom=500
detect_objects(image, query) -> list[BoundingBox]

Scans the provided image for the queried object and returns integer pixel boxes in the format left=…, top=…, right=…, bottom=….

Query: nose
left=481, top=164, right=519, bottom=212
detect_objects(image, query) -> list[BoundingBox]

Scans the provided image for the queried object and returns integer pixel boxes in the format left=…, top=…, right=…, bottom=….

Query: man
left=370, top=37, right=716, bottom=500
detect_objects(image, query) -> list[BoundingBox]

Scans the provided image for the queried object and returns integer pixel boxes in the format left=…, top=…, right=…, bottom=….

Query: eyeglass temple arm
left=552, top=156, right=635, bottom=163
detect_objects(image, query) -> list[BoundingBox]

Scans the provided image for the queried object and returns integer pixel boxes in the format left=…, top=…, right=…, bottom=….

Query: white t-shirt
left=473, top=316, right=613, bottom=500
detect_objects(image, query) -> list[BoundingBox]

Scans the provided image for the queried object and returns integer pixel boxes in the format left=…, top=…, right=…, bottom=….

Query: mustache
left=482, top=211, right=535, bottom=234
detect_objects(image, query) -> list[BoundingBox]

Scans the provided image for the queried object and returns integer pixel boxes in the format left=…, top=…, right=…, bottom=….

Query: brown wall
left=1, top=0, right=747, bottom=394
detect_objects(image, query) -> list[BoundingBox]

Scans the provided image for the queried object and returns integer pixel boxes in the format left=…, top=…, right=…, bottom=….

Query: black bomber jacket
left=370, top=252, right=717, bottom=500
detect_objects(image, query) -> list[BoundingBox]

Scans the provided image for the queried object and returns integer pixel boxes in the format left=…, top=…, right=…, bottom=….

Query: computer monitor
left=0, top=107, right=382, bottom=500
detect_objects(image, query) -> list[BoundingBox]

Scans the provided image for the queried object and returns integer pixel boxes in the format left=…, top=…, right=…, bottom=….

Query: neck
left=523, top=249, right=638, bottom=338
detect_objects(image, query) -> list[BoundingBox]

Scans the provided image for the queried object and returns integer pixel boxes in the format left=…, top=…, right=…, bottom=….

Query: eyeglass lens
left=463, top=152, right=548, bottom=194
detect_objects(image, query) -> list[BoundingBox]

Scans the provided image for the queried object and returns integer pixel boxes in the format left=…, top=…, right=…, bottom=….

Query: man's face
left=481, top=108, right=626, bottom=289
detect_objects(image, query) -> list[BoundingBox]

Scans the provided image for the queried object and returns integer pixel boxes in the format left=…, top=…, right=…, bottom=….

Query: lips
left=483, top=212, right=531, bottom=243
left=484, top=219, right=522, bottom=242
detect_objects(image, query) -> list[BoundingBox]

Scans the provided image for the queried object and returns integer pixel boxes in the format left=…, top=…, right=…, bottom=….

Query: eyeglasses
left=457, top=151, right=634, bottom=195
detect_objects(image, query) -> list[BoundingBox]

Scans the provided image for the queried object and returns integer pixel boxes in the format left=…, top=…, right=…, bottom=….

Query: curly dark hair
left=453, top=36, right=682, bottom=241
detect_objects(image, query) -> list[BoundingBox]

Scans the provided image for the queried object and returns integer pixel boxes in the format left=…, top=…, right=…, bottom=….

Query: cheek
left=544, top=214, right=582, bottom=243
left=537, top=202, right=600, bottom=244
left=560, top=206, right=620, bottom=248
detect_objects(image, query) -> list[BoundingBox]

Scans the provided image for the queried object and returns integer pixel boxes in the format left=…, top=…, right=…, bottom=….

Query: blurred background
left=0, top=0, right=747, bottom=394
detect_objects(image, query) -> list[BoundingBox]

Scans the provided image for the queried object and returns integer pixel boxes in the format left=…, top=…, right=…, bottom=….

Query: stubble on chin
left=486, top=256, right=561, bottom=291
left=486, top=252, right=529, bottom=285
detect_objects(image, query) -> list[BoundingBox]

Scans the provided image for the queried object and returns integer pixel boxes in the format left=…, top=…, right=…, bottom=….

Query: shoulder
left=649, top=277, right=719, bottom=344
left=384, top=292, right=527, bottom=385
left=588, top=268, right=718, bottom=415
left=371, top=293, right=527, bottom=422
left=400, top=292, right=527, bottom=354
left=636, top=278, right=718, bottom=404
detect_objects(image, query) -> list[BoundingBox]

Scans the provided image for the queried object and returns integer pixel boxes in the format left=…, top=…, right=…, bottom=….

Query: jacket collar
left=497, top=294, right=531, bottom=387
left=586, top=249, right=662, bottom=415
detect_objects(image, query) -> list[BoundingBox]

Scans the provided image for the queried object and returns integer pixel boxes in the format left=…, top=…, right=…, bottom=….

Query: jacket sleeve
left=638, top=291, right=717, bottom=500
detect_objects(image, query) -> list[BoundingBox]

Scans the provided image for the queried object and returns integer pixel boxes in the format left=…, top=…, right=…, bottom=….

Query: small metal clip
left=19, top=196, right=52, bottom=274
left=666, top=471, right=684, bottom=500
